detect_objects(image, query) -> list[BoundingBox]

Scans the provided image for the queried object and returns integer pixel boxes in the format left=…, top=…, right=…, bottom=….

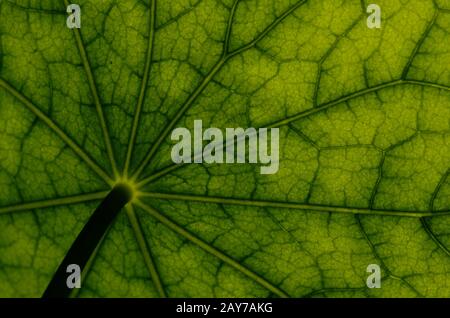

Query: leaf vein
left=401, top=9, right=439, bottom=79
left=135, top=201, right=290, bottom=298
left=356, top=215, right=423, bottom=297
left=0, top=191, right=108, bottom=215
left=131, top=0, right=309, bottom=181
left=420, top=218, right=450, bottom=258
left=140, top=192, right=450, bottom=218
left=0, top=77, right=113, bottom=185
left=139, top=79, right=450, bottom=186
left=126, top=205, right=167, bottom=297
left=63, top=0, right=118, bottom=178
left=123, top=0, right=157, bottom=177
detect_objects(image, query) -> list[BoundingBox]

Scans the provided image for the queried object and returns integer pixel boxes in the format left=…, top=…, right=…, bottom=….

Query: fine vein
left=401, top=9, right=439, bottom=79
left=223, top=0, right=240, bottom=56
left=227, top=0, right=307, bottom=59
left=421, top=218, right=450, bottom=258
left=356, top=215, right=423, bottom=296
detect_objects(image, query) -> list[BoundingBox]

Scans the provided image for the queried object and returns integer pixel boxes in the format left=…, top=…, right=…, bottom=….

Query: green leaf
left=1, top=0, right=450, bottom=298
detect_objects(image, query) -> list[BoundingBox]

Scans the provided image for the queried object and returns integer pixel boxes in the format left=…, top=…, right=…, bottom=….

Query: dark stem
left=42, top=183, right=133, bottom=298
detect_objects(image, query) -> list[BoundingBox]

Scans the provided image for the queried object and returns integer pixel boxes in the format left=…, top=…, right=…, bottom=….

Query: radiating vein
left=0, top=191, right=108, bottom=215
left=131, top=51, right=226, bottom=180
left=269, top=79, right=450, bottom=128
left=138, top=162, right=184, bottom=186
left=138, top=79, right=450, bottom=186
left=131, top=0, right=309, bottom=181
left=123, top=0, right=157, bottom=177
left=126, top=205, right=167, bottom=297
left=140, top=192, right=450, bottom=218
left=135, top=201, right=290, bottom=298
left=0, top=77, right=113, bottom=185
left=63, top=0, right=118, bottom=178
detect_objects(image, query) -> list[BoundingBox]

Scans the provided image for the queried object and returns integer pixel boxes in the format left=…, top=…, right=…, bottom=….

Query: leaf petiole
left=42, top=183, right=133, bottom=298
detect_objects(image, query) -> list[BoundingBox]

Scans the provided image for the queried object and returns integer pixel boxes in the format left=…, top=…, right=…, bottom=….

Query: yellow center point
left=113, top=178, right=139, bottom=203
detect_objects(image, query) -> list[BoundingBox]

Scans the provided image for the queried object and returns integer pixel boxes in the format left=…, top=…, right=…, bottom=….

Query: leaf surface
left=0, top=0, right=450, bottom=297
